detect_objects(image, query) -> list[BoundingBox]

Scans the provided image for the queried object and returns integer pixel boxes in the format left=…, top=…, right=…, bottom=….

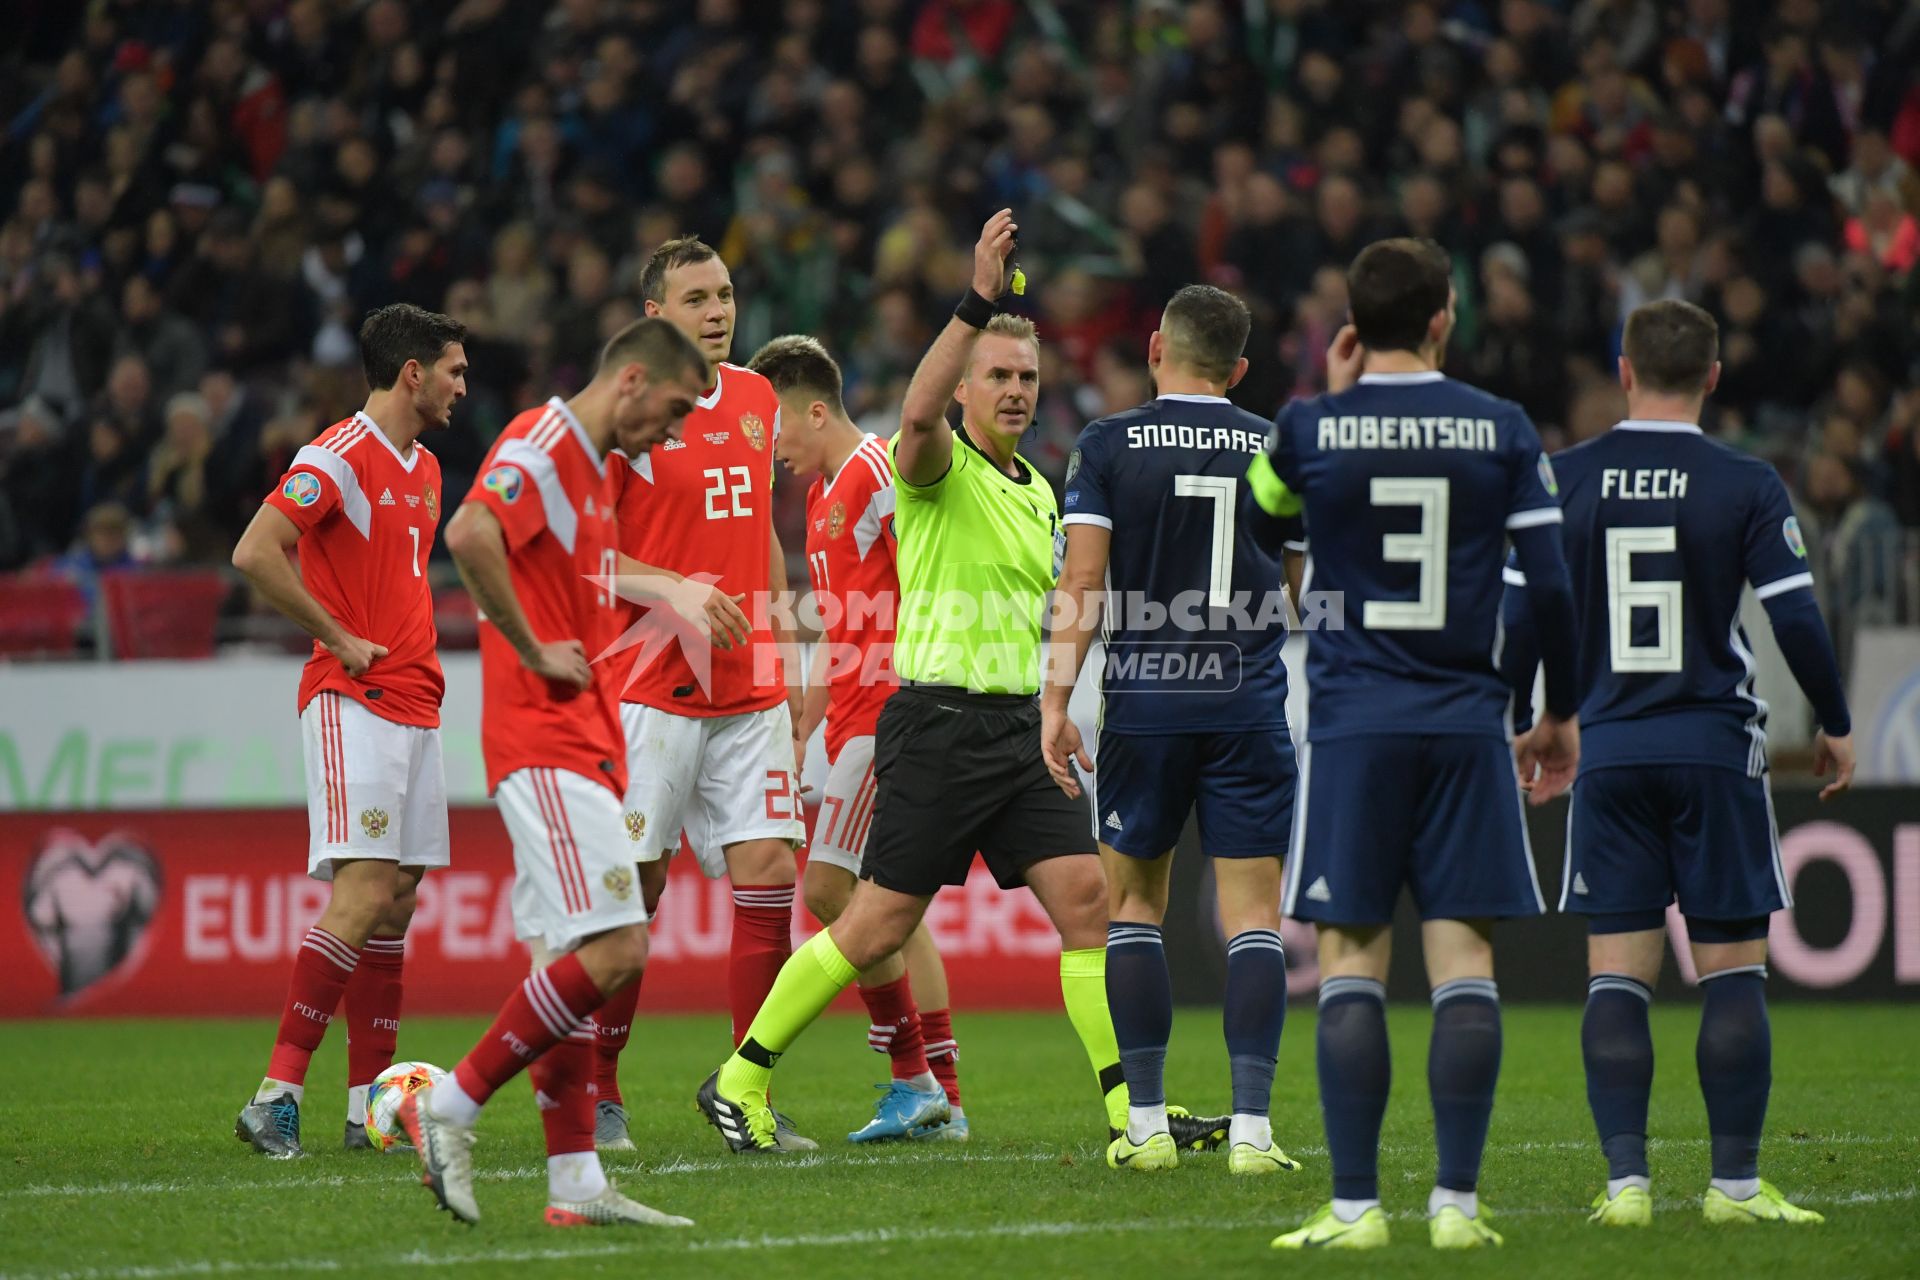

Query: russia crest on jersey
left=740, top=413, right=766, bottom=451
left=282, top=472, right=322, bottom=507
left=482, top=465, right=522, bottom=503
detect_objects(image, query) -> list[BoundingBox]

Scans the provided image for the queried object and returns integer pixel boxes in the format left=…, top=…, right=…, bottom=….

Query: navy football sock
left=1429, top=978, right=1502, bottom=1193
left=1583, top=974, right=1654, bottom=1180
left=1698, top=966, right=1771, bottom=1183
left=1106, top=922, right=1171, bottom=1111
left=1317, top=976, right=1390, bottom=1201
left=1223, top=928, right=1287, bottom=1117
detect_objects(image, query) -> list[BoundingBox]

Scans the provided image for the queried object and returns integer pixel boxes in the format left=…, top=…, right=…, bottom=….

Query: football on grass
left=366, top=1061, right=446, bottom=1152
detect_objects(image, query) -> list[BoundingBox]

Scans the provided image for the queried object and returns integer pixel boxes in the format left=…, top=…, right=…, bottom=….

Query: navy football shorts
left=1563, top=764, right=1788, bottom=925
left=1093, top=728, right=1296, bottom=860
left=1282, top=733, right=1544, bottom=925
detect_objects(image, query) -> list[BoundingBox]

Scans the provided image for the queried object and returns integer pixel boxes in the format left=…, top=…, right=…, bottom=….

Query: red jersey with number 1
left=465, top=397, right=626, bottom=797
left=805, top=433, right=900, bottom=759
left=262, top=413, right=444, bottom=728
left=614, top=361, right=787, bottom=716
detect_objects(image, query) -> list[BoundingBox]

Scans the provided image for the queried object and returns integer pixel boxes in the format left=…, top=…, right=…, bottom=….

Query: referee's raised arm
left=894, top=208, right=1018, bottom=488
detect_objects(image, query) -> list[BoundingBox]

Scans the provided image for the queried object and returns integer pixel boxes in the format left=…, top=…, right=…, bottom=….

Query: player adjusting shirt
left=803, top=433, right=898, bottom=874
left=1064, top=393, right=1301, bottom=858
left=265, top=413, right=446, bottom=727
left=859, top=428, right=1088, bottom=896
left=1251, top=370, right=1576, bottom=925
left=265, top=413, right=450, bottom=878
left=468, top=397, right=626, bottom=798
left=615, top=362, right=786, bottom=715
left=1502, top=419, right=1853, bottom=926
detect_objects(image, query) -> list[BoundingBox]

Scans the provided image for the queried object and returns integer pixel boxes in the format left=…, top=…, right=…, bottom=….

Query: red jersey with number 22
left=465, top=397, right=626, bottom=797
left=805, top=433, right=899, bottom=759
left=615, top=362, right=786, bottom=716
left=262, top=413, right=444, bottom=728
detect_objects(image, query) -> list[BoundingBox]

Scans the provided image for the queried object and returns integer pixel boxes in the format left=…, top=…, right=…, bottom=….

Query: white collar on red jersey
left=696, top=364, right=726, bottom=411
left=353, top=411, right=421, bottom=472
left=824, top=432, right=883, bottom=490
left=544, top=395, right=602, bottom=462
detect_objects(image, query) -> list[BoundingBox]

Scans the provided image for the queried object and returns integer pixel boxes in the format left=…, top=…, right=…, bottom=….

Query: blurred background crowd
left=1, top=0, right=1917, bottom=657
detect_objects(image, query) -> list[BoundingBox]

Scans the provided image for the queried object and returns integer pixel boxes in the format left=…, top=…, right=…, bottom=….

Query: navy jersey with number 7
left=1063, top=393, right=1297, bottom=733
left=1250, top=370, right=1576, bottom=741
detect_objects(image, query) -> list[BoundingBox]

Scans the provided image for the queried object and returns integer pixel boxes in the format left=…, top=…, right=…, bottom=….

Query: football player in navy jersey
left=1042, top=285, right=1306, bottom=1178
left=1250, top=239, right=1583, bottom=1251
left=1501, top=300, right=1852, bottom=1229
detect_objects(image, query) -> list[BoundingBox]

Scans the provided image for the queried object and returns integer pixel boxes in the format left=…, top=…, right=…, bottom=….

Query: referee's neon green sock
left=1061, top=947, right=1128, bottom=1130
left=718, top=930, right=859, bottom=1098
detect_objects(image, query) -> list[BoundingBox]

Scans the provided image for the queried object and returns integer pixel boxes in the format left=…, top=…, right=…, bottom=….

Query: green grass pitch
left=1, top=1006, right=1915, bottom=1279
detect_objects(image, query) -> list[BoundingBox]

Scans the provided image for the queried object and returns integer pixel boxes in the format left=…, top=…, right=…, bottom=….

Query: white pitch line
left=4, top=1132, right=1906, bottom=1201
left=11, top=1191, right=1920, bottom=1280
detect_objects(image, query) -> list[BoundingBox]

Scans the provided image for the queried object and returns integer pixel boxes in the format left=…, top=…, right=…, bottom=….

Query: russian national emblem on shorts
left=739, top=413, right=766, bottom=451
left=624, top=810, right=647, bottom=842
left=359, top=808, right=390, bottom=840
left=827, top=501, right=846, bottom=539
left=603, top=867, right=634, bottom=901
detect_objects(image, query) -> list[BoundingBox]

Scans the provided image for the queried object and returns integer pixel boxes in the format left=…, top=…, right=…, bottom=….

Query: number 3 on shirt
left=1365, top=477, right=1449, bottom=630
left=704, top=466, right=752, bottom=519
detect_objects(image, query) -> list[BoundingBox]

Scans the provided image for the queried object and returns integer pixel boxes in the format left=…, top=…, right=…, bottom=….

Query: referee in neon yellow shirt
left=698, top=211, right=1228, bottom=1153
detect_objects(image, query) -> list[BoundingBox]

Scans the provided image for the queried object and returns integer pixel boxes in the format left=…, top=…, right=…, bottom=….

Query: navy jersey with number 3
left=1253, top=371, right=1563, bottom=740
left=1064, top=394, right=1297, bottom=733
left=1505, top=420, right=1815, bottom=776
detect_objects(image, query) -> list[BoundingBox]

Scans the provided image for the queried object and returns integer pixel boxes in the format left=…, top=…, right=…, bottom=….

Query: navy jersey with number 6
left=1064, top=394, right=1297, bottom=733
left=1504, top=420, right=1825, bottom=777
left=1250, top=371, right=1567, bottom=741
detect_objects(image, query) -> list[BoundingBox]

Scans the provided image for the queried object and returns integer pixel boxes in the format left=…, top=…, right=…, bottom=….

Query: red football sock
left=266, top=927, right=359, bottom=1084
left=591, top=976, right=643, bottom=1106
left=344, top=934, right=406, bottom=1089
left=452, top=951, right=606, bottom=1107
left=528, top=1024, right=598, bottom=1157
left=729, top=884, right=795, bottom=1047
left=858, top=975, right=931, bottom=1080
left=921, top=1007, right=963, bottom=1108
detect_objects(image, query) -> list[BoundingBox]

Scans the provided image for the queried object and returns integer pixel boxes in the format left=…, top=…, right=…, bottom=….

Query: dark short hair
left=639, top=235, right=720, bottom=304
left=358, top=304, right=466, bottom=390
left=1347, top=238, right=1452, bottom=353
left=597, top=315, right=708, bottom=387
left=747, top=334, right=846, bottom=415
left=1161, top=284, right=1250, bottom=382
left=1621, top=299, right=1718, bottom=395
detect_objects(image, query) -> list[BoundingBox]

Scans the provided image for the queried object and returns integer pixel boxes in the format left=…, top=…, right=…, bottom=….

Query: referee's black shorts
left=860, top=684, right=1094, bottom=897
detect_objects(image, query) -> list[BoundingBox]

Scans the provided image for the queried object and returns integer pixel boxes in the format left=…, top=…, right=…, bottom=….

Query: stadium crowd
left=1, top=0, right=1917, bottom=623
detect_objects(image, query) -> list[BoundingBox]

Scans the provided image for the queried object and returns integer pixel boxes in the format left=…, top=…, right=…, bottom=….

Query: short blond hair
left=983, top=313, right=1039, bottom=345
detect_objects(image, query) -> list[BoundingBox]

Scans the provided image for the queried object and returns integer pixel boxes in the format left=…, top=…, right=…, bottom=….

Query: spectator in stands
left=114, top=276, right=206, bottom=404
left=55, top=500, right=137, bottom=621
left=144, top=393, right=227, bottom=566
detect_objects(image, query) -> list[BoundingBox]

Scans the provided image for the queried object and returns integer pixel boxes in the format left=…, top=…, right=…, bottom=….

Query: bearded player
left=396, top=318, right=707, bottom=1227
left=232, top=304, right=467, bottom=1158
left=749, top=334, right=968, bottom=1142
left=591, top=237, right=810, bottom=1151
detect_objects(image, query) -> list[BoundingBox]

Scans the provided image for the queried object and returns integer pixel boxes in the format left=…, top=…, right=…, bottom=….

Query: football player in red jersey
left=590, top=237, right=812, bottom=1150
left=748, top=335, right=969, bottom=1142
left=396, top=318, right=710, bottom=1228
left=231, top=304, right=467, bottom=1158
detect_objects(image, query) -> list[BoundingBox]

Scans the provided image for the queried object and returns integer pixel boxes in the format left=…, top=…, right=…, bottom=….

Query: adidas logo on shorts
left=1573, top=873, right=1590, bottom=896
left=1104, top=811, right=1124, bottom=831
left=1305, top=876, right=1333, bottom=903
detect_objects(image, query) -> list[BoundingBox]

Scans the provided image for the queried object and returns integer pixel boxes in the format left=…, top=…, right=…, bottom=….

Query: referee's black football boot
left=1108, top=1105, right=1231, bottom=1153
left=696, top=1070, right=783, bottom=1154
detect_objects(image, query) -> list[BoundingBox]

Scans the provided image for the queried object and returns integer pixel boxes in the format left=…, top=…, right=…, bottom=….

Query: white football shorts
left=300, top=691, right=449, bottom=881
left=622, top=702, right=805, bottom=877
left=496, top=766, right=650, bottom=952
left=807, top=734, right=878, bottom=876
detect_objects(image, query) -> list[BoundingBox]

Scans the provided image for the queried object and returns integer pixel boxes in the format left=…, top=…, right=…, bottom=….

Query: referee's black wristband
left=953, top=288, right=995, bottom=329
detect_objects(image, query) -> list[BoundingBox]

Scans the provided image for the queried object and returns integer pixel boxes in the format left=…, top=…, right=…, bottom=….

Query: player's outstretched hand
left=973, top=209, right=1018, bottom=301
left=1326, top=324, right=1365, bottom=394
left=1515, top=712, right=1579, bottom=805
left=665, top=579, right=751, bottom=649
left=1814, top=730, right=1855, bottom=801
left=1040, top=704, right=1092, bottom=799
left=325, top=632, right=388, bottom=677
left=526, top=638, right=592, bottom=691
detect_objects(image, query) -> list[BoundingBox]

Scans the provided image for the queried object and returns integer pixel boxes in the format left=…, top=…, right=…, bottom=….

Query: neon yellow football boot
left=1703, top=1181, right=1825, bottom=1225
left=1429, top=1203, right=1504, bottom=1248
left=1106, top=1129, right=1179, bottom=1171
left=1589, top=1185, right=1653, bottom=1226
left=1271, top=1203, right=1390, bottom=1250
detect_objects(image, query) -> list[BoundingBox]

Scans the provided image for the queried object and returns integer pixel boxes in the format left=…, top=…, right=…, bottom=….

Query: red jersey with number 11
left=805, top=433, right=899, bottom=759
left=262, top=413, right=444, bottom=728
left=465, top=397, right=626, bottom=797
left=614, top=361, right=787, bottom=716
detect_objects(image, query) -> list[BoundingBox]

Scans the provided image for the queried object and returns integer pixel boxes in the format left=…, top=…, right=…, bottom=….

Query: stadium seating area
left=1, top=0, right=1917, bottom=655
